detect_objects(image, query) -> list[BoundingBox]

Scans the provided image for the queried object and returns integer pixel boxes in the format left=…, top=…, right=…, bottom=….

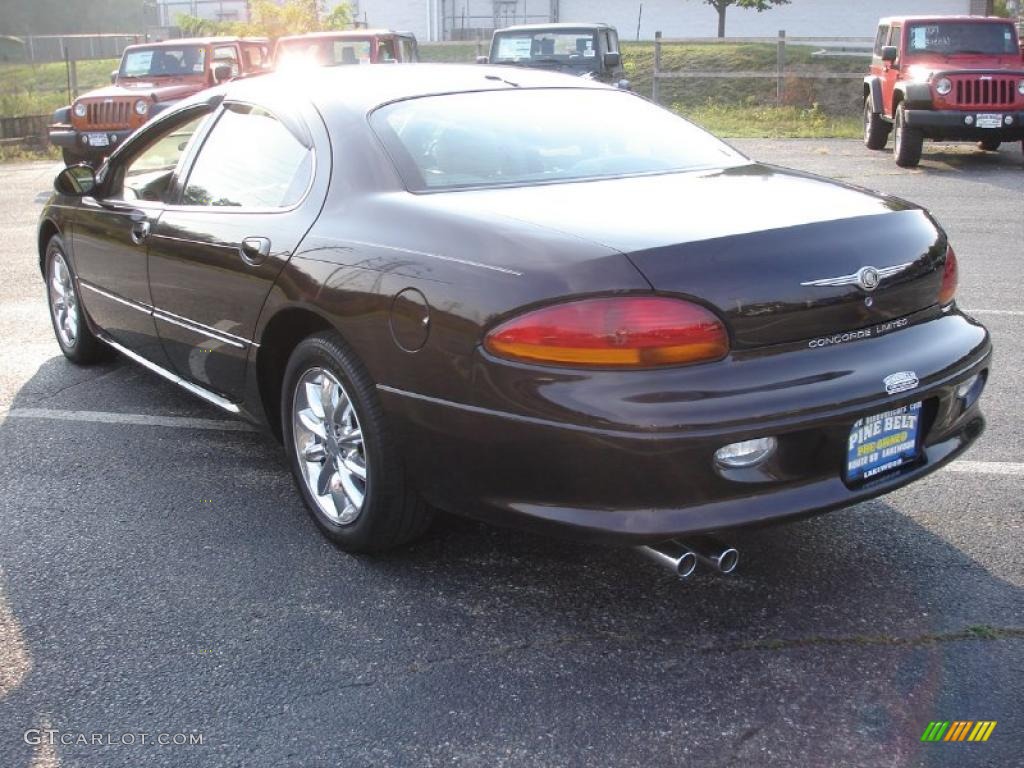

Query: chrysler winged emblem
left=801, top=262, right=913, bottom=292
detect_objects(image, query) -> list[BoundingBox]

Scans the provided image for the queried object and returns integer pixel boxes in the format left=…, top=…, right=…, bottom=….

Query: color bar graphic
left=921, top=721, right=996, bottom=742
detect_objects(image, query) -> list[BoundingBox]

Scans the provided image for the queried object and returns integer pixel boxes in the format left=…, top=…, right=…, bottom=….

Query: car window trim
left=98, top=103, right=218, bottom=207
left=171, top=99, right=316, bottom=214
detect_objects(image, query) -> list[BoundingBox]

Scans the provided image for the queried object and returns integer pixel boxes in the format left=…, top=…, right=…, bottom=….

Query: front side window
left=378, top=39, right=397, bottom=62
left=212, top=46, right=240, bottom=77
left=906, top=22, right=1017, bottom=56
left=492, top=31, right=598, bottom=68
left=121, top=46, right=206, bottom=77
left=112, top=111, right=211, bottom=202
left=371, top=89, right=746, bottom=192
left=182, top=104, right=312, bottom=208
left=873, top=25, right=890, bottom=56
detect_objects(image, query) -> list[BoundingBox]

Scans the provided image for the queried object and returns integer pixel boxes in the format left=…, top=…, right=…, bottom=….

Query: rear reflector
left=484, top=296, right=729, bottom=368
left=939, top=245, right=958, bottom=306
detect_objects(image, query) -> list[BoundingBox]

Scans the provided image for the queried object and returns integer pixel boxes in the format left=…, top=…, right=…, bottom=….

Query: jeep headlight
left=73, top=102, right=87, bottom=118
left=1018, top=80, right=1024, bottom=96
left=134, top=99, right=149, bottom=116
left=935, top=77, right=952, bottom=96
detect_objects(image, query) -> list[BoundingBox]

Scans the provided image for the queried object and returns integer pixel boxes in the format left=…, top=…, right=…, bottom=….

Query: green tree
left=703, top=0, right=791, bottom=39
left=242, top=0, right=351, bottom=37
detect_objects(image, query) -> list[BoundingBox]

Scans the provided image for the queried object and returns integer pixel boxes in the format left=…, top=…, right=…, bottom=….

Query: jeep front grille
left=952, top=77, right=1018, bottom=107
left=82, top=100, right=133, bottom=128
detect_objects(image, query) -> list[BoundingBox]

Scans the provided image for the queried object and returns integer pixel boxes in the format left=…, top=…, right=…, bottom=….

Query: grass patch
left=0, top=144, right=59, bottom=163
left=0, top=58, right=120, bottom=117
left=676, top=102, right=862, bottom=139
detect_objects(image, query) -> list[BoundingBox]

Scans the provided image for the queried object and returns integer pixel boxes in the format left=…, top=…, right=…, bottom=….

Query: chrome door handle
left=129, top=220, right=150, bottom=245
left=240, top=237, right=271, bottom=266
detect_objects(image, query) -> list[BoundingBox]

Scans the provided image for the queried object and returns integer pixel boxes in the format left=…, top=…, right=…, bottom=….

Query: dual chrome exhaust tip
left=639, top=535, right=739, bottom=580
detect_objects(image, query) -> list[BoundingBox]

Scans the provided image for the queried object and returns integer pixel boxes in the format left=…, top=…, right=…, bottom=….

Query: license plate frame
left=975, top=113, right=1003, bottom=129
left=845, top=401, right=923, bottom=483
left=86, top=132, right=110, bottom=147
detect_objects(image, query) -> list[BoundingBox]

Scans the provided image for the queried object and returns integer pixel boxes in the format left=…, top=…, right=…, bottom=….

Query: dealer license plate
left=976, top=114, right=1002, bottom=129
left=86, top=132, right=109, bottom=147
left=846, top=402, right=922, bottom=483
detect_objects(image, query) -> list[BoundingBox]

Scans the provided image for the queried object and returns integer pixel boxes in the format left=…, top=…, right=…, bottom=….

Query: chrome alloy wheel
left=291, top=367, right=368, bottom=526
left=48, top=250, right=79, bottom=348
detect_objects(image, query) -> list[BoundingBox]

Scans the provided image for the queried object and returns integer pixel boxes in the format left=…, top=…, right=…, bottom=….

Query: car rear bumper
left=380, top=309, right=991, bottom=543
left=903, top=109, right=1024, bottom=141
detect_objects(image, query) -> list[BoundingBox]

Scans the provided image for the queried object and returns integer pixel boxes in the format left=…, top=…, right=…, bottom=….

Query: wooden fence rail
left=0, top=115, right=49, bottom=147
left=652, top=30, right=874, bottom=106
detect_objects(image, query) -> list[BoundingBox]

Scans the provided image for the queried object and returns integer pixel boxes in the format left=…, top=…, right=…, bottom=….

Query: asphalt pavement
left=0, top=140, right=1021, bottom=767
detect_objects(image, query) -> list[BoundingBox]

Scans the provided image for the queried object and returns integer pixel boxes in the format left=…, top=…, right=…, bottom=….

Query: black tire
left=281, top=331, right=432, bottom=552
left=61, top=148, right=92, bottom=167
left=863, top=97, right=890, bottom=150
left=977, top=139, right=1001, bottom=152
left=44, top=234, right=106, bottom=364
left=893, top=103, right=923, bottom=168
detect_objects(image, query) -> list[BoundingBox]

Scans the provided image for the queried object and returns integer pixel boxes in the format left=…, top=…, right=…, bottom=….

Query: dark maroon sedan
left=39, top=66, right=990, bottom=571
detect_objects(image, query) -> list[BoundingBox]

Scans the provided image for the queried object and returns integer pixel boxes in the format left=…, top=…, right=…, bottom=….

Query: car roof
left=222, top=63, right=608, bottom=113
left=277, top=29, right=412, bottom=42
left=126, top=36, right=267, bottom=50
left=877, top=15, right=1016, bottom=25
left=494, top=23, right=614, bottom=33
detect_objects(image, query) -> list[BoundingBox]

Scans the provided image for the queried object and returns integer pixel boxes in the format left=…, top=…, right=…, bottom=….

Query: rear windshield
left=906, top=23, right=1018, bottom=56
left=370, top=88, right=746, bottom=192
left=276, top=38, right=372, bottom=67
left=492, top=30, right=598, bottom=67
left=121, top=46, right=206, bottom=77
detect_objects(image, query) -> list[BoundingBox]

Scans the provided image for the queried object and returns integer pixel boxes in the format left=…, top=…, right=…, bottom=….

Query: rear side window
left=182, top=104, right=312, bottom=208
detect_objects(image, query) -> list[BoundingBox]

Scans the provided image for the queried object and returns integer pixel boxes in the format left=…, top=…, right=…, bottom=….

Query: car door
left=883, top=24, right=902, bottom=116
left=146, top=96, right=330, bottom=399
left=70, top=107, right=214, bottom=364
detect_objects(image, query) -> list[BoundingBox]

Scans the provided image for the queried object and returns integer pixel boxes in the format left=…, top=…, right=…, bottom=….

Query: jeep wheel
left=863, top=97, right=890, bottom=150
left=61, top=148, right=91, bottom=167
left=893, top=104, right=923, bottom=168
left=977, top=139, right=1000, bottom=152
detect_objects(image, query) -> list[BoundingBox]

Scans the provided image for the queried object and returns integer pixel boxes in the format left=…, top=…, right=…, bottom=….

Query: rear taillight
left=484, top=296, right=729, bottom=368
left=939, top=245, right=958, bottom=306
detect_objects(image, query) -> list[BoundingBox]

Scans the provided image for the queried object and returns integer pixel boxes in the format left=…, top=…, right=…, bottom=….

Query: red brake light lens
left=939, top=245, right=958, bottom=306
left=484, top=297, right=730, bottom=368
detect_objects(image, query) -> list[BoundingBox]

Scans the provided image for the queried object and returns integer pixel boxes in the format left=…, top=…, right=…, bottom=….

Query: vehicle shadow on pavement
left=0, top=355, right=1021, bottom=767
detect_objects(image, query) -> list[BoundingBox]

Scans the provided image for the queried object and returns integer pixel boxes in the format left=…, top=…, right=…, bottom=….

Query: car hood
left=436, top=164, right=946, bottom=348
left=78, top=81, right=204, bottom=101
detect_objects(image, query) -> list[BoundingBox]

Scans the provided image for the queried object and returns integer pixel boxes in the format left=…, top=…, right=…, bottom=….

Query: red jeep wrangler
left=49, top=36, right=269, bottom=166
left=272, top=30, right=419, bottom=69
left=864, top=15, right=1024, bottom=167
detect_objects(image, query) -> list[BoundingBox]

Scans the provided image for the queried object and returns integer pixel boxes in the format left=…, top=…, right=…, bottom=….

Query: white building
left=347, top=0, right=995, bottom=43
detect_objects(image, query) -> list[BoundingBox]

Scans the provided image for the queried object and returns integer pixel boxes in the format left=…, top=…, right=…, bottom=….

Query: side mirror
left=881, top=46, right=898, bottom=64
left=213, top=64, right=233, bottom=83
left=110, top=70, right=118, bottom=84
left=55, top=164, right=97, bottom=197
left=603, top=52, right=622, bottom=68
left=476, top=55, right=489, bottom=64
left=616, top=79, right=631, bottom=91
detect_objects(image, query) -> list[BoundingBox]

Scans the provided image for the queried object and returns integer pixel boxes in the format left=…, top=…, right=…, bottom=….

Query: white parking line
left=1, top=407, right=255, bottom=432
left=943, top=461, right=1024, bottom=477
left=965, top=309, right=1024, bottom=317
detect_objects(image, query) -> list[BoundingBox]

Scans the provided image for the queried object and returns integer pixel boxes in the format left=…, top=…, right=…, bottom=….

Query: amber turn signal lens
left=939, top=245, right=958, bottom=306
left=484, top=296, right=729, bottom=368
